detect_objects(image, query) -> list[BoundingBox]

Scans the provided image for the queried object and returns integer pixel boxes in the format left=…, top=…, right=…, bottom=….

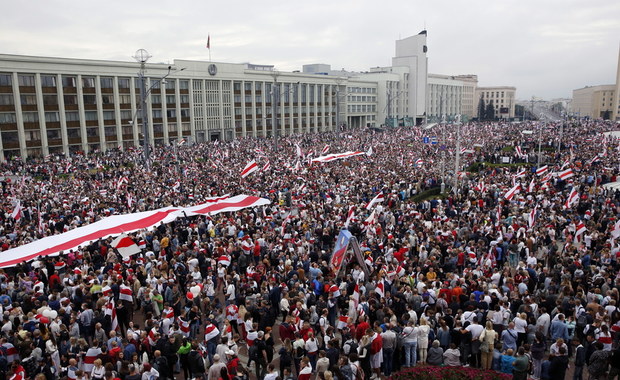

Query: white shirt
left=466, top=323, right=484, bottom=340
left=513, top=317, right=528, bottom=333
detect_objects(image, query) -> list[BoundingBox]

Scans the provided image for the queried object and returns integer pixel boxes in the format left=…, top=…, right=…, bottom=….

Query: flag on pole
left=528, top=204, right=538, bottom=230
left=322, top=145, right=330, bottom=155
left=536, top=165, right=549, bottom=176
left=564, top=187, right=579, bottom=209
left=558, top=168, right=574, bottom=181
left=528, top=178, right=536, bottom=193
left=261, top=161, right=271, bottom=172
left=240, top=160, right=258, bottom=178
left=365, top=192, right=384, bottom=210
left=344, top=206, right=356, bottom=228
left=10, top=201, right=22, bottom=221
left=574, top=222, right=586, bottom=242
left=206, top=35, right=210, bottom=49
left=504, top=183, right=521, bottom=200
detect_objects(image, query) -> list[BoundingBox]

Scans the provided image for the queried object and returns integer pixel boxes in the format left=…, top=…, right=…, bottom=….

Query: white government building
left=0, top=31, right=515, bottom=160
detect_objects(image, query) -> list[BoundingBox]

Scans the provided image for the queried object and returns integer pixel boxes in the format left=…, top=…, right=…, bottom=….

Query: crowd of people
left=0, top=119, right=619, bottom=380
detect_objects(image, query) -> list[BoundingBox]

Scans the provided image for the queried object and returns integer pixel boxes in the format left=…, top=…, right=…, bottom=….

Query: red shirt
left=355, top=322, right=370, bottom=341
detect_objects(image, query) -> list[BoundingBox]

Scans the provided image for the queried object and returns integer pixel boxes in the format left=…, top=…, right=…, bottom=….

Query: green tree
left=485, top=100, right=495, bottom=120
left=477, top=96, right=485, bottom=120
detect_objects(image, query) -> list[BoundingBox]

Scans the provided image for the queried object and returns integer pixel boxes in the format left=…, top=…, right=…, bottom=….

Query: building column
left=112, top=77, right=123, bottom=150
left=34, top=73, right=49, bottom=156
left=11, top=73, right=27, bottom=159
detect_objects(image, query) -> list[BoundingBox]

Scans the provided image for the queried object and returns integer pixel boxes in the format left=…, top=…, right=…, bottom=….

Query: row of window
left=347, top=105, right=377, bottom=113
left=0, top=92, right=190, bottom=106
left=347, top=87, right=377, bottom=94
left=0, top=108, right=190, bottom=124
left=0, top=73, right=190, bottom=90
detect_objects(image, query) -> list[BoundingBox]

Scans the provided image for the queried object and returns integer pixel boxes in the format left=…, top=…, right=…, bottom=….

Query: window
left=166, top=95, right=176, bottom=104
left=100, top=77, right=113, bottom=88
left=85, top=111, right=98, bottom=121
left=43, top=95, right=58, bottom=105
left=244, top=82, right=251, bottom=91
left=1, top=131, right=18, bottom=143
left=103, top=111, right=115, bottom=120
left=46, top=129, right=60, bottom=140
left=120, top=110, right=132, bottom=120
left=0, top=113, right=16, bottom=124
left=255, top=82, right=262, bottom=91
left=18, top=75, right=35, bottom=86
left=64, top=95, right=78, bottom=105
left=180, top=109, right=190, bottom=117
left=0, top=74, right=12, bottom=86
left=151, top=80, right=161, bottom=89
left=86, top=128, right=99, bottom=137
left=45, top=112, right=60, bottom=122
left=65, top=112, right=79, bottom=122
left=62, top=76, right=76, bottom=87
left=151, top=95, right=161, bottom=104
left=20, top=95, right=37, bottom=105
left=23, top=112, right=39, bottom=123
left=0, top=94, right=13, bottom=105
left=118, top=78, right=130, bottom=89
left=83, top=95, right=96, bottom=105
left=102, top=95, right=114, bottom=105
left=167, top=109, right=177, bottom=118
left=152, top=110, right=162, bottom=118
left=82, top=77, right=95, bottom=88
left=164, top=80, right=175, bottom=90
left=119, top=95, right=131, bottom=104
left=179, top=80, right=189, bottom=90
left=41, top=75, right=56, bottom=87
left=234, top=82, right=241, bottom=91
left=105, top=126, right=116, bottom=136
left=67, top=129, right=80, bottom=138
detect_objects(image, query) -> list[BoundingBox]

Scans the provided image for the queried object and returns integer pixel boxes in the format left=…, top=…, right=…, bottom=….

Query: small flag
left=240, top=160, right=258, bottom=178
left=111, top=234, right=141, bottom=259
left=365, top=192, right=384, bottom=210
left=536, top=165, right=549, bottom=176
left=206, top=35, right=211, bottom=49
left=504, top=183, right=521, bottom=200
left=322, top=145, right=330, bottom=155
left=558, top=168, right=574, bottom=181
left=10, top=201, right=22, bottom=221
left=218, top=255, right=231, bottom=267
left=528, top=204, right=538, bottom=230
left=564, top=187, right=579, bottom=209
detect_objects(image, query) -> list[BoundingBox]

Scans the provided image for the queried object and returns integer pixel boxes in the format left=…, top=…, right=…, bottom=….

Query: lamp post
left=453, top=114, right=462, bottom=194
left=134, top=49, right=152, bottom=170
left=133, top=49, right=186, bottom=169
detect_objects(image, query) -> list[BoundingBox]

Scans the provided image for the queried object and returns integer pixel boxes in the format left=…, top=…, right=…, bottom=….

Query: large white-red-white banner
left=0, top=195, right=270, bottom=268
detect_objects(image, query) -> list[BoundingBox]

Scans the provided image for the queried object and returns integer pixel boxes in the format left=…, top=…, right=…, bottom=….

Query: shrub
left=389, top=366, right=511, bottom=380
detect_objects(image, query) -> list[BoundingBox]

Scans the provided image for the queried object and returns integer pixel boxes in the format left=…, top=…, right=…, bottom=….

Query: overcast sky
left=2, top=0, right=619, bottom=100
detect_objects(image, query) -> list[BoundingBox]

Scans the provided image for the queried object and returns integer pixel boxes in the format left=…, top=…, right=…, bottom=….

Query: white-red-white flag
left=111, top=234, right=141, bottom=259
left=105, top=298, right=119, bottom=331
left=558, top=168, right=574, bottom=180
left=322, top=145, right=330, bottom=155
left=564, top=187, right=579, bottom=209
left=365, top=192, right=384, bottom=210
left=536, top=165, right=549, bottom=176
left=261, top=161, right=271, bottom=172
left=240, top=160, right=258, bottom=178
left=528, top=204, right=538, bottom=230
left=528, top=178, right=536, bottom=193
left=344, top=206, right=356, bottom=228
left=375, top=280, right=385, bottom=298
left=10, top=201, right=22, bottom=221
left=504, top=184, right=521, bottom=200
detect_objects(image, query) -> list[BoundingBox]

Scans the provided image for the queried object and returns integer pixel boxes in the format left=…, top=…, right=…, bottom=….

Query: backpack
left=343, top=340, right=359, bottom=356
left=248, top=344, right=259, bottom=361
left=294, top=345, right=306, bottom=360
left=428, top=328, right=436, bottom=343
left=576, top=310, right=588, bottom=327
left=352, top=363, right=365, bottom=380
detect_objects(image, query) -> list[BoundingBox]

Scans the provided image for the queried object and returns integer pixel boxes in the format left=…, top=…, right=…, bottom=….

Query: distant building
left=426, top=74, right=478, bottom=121
left=572, top=84, right=615, bottom=119
left=475, top=86, right=517, bottom=119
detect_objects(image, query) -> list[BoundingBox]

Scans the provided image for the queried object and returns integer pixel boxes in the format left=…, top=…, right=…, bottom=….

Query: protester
left=0, top=120, right=618, bottom=380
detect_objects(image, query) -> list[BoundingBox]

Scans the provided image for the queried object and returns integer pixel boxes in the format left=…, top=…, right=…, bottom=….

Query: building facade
left=0, top=54, right=378, bottom=160
left=572, top=84, right=616, bottom=118
left=474, top=86, right=516, bottom=119
left=613, top=46, right=620, bottom=121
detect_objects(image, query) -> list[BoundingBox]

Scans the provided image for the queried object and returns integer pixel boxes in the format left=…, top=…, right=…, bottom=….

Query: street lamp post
left=134, top=49, right=152, bottom=170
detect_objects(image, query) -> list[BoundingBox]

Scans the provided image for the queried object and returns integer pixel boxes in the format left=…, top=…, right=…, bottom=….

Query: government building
left=0, top=31, right=516, bottom=160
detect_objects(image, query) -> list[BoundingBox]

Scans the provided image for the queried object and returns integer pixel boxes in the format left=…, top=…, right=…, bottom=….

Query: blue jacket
left=550, top=320, right=569, bottom=341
